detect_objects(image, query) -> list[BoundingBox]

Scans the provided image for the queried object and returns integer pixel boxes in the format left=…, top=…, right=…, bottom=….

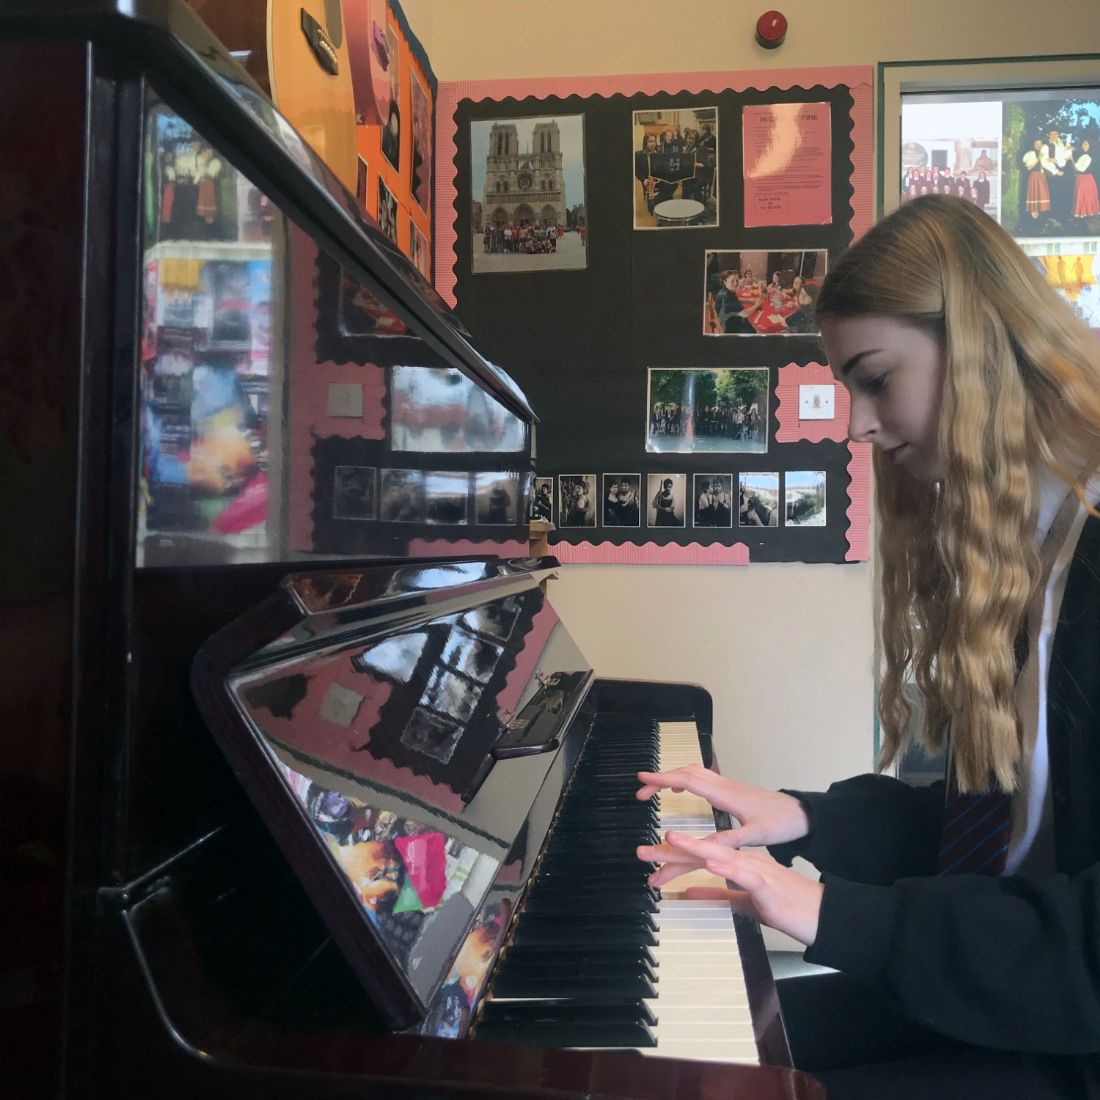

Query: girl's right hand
left=636, top=765, right=810, bottom=848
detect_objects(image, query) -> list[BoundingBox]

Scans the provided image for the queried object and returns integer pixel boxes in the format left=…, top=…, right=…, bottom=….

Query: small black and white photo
left=420, top=666, right=479, bottom=724
left=379, top=468, right=425, bottom=523
left=378, top=177, right=399, bottom=245
left=602, top=474, right=641, bottom=527
left=424, top=470, right=469, bottom=525
left=460, top=596, right=520, bottom=643
left=558, top=474, right=596, bottom=528
left=647, top=473, right=687, bottom=528
left=784, top=470, right=827, bottom=527
left=401, top=707, right=463, bottom=764
left=739, top=473, right=780, bottom=527
left=332, top=465, right=377, bottom=520
left=531, top=476, right=554, bottom=522
left=647, top=368, right=770, bottom=454
left=442, top=629, right=502, bottom=684
left=693, top=473, right=734, bottom=527
left=474, top=471, right=519, bottom=525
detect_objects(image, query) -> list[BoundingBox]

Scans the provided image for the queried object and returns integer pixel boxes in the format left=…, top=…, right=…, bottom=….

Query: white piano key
left=635, top=721, right=758, bottom=1065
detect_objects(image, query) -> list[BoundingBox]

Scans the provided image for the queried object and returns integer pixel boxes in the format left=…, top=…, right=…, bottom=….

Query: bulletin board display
left=434, top=67, right=873, bottom=565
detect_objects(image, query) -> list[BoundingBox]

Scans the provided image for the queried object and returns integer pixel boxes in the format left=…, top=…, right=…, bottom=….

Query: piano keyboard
left=474, top=716, right=759, bottom=1064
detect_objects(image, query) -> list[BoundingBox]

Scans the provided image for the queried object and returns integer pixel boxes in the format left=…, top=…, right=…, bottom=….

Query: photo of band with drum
left=632, top=106, right=718, bottom=229
left=703, top=249, right=827, bottom=335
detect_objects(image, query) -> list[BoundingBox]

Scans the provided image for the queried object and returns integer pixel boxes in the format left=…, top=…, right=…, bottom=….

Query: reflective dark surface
left=138, top=94, right=530, bottom=567
left=194, top=557, right=592, bottom=1033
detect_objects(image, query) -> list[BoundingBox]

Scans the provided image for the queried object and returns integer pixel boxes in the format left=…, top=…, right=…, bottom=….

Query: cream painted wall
left=394, top=4, right=1099, bottom=933
left=402, top=0, right=1100, bottom=78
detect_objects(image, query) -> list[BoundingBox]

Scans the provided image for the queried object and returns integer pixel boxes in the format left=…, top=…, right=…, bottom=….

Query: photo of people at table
left=703, top=250, right=825, bottom=335
left=647, top=367, right=769, bottom=454
left=632, top=106, right=718, bottom=229
left=785, top=470, right=826, bottom=527
left=603, top=474, right=641, bottom=527
left=739, top=472, right=780, bottom=528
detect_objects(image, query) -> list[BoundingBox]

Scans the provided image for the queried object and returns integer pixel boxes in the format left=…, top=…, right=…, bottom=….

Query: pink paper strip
left=743, top=103, right=832, bottom=227
left=551, top=540, right=750, bottom=566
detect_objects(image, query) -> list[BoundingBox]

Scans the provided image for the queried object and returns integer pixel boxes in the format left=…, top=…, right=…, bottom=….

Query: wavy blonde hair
left=818, top=195, right=1100, bottom=793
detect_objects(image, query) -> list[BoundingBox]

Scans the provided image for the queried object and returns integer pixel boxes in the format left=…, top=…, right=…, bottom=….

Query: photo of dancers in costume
left=694, top=474, right=734, bottom=528
left=647, top=473, right=686, bottom=528
left=739, top=472, right=780, bottom=527
left=632, top=106, right=718, bottom=229
left=647, top=368, right=769, bottom=454
left=704, top=250, right=826, bottom=335
left=998, top=93, right=1100, bottom=238
left=558, top=474, right=596, bottom=528
left=603, top=474, right=641, bottom=527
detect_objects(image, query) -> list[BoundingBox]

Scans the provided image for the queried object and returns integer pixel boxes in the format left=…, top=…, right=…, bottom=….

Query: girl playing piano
left=637, top=194, right=1100, bottom=1098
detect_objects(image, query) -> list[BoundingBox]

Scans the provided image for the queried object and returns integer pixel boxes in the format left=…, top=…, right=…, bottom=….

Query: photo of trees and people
left=646, top=367, right=769, bottom=453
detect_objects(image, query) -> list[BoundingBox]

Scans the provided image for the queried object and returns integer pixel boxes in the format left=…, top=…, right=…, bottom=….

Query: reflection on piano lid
left=189, top=555, right=818, bottom=1091
left=194, top=555, right=593, bottom=1029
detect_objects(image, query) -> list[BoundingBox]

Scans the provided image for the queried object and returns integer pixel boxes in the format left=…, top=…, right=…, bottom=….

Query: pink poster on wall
left=743, top=102, right=832, bottom=227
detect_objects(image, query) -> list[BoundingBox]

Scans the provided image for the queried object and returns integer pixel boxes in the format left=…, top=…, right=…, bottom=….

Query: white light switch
left=799, top=384, right=835, bottom=420
left=328, top=382, right=364, bottom=418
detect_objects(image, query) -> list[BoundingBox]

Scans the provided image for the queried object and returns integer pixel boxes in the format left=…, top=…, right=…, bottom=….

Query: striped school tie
left=936, top=782, right=1012, bottom=875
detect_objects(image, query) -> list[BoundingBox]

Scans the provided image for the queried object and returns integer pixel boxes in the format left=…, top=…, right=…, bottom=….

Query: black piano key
left=511, top=923, right=658, bottom=949
left=500, top=945, right=658, bottom=971
left=489, top=971, right=658, bottom=1001
left=474, top=1017, right=657, bottom=1049
left=495, top=955, right=657, bottom=983
left=521, top=893, right=658, bottom=916
left=478, top=998, right=657, bottom=1029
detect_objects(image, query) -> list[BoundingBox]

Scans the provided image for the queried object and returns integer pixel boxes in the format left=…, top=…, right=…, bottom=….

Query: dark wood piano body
left=0, top=3, right=822, bottom=1096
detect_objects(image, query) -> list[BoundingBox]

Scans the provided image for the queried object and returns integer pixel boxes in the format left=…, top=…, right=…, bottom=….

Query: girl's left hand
left=637, top=831, right=825, bottom=947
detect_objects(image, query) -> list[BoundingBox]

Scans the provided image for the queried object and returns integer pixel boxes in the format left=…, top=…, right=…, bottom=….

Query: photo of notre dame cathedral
left=470, top=114, right=587, bottom=273
left=483, top=120, right=566, bottom=229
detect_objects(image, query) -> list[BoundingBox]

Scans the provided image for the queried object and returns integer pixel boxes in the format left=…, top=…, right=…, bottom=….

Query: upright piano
left=0, top=3, right=823, bottom=1096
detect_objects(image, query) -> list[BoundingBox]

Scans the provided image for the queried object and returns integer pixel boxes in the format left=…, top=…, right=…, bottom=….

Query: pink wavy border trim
left=552, top=540, right=750, bottom=566
left=775, top=361, right=849, bottom=443
left=407, top=536, right=529, bottom=557
left=844, top=443, right=873, bottom=562
left=433, top=65, right=873, bottom=308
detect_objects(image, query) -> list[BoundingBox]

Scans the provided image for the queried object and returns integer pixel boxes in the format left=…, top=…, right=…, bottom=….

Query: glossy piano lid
left=192, top=555, right=593, bottom=1033
left=0, top=0, right=532, bottom=422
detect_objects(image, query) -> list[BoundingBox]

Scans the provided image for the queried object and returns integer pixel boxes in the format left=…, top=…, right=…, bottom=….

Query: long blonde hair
left=818, top=195, right=1100, bottom=793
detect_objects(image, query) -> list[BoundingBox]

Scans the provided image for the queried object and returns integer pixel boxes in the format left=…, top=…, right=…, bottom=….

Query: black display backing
left=450, top=85, right=863, bottom=564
